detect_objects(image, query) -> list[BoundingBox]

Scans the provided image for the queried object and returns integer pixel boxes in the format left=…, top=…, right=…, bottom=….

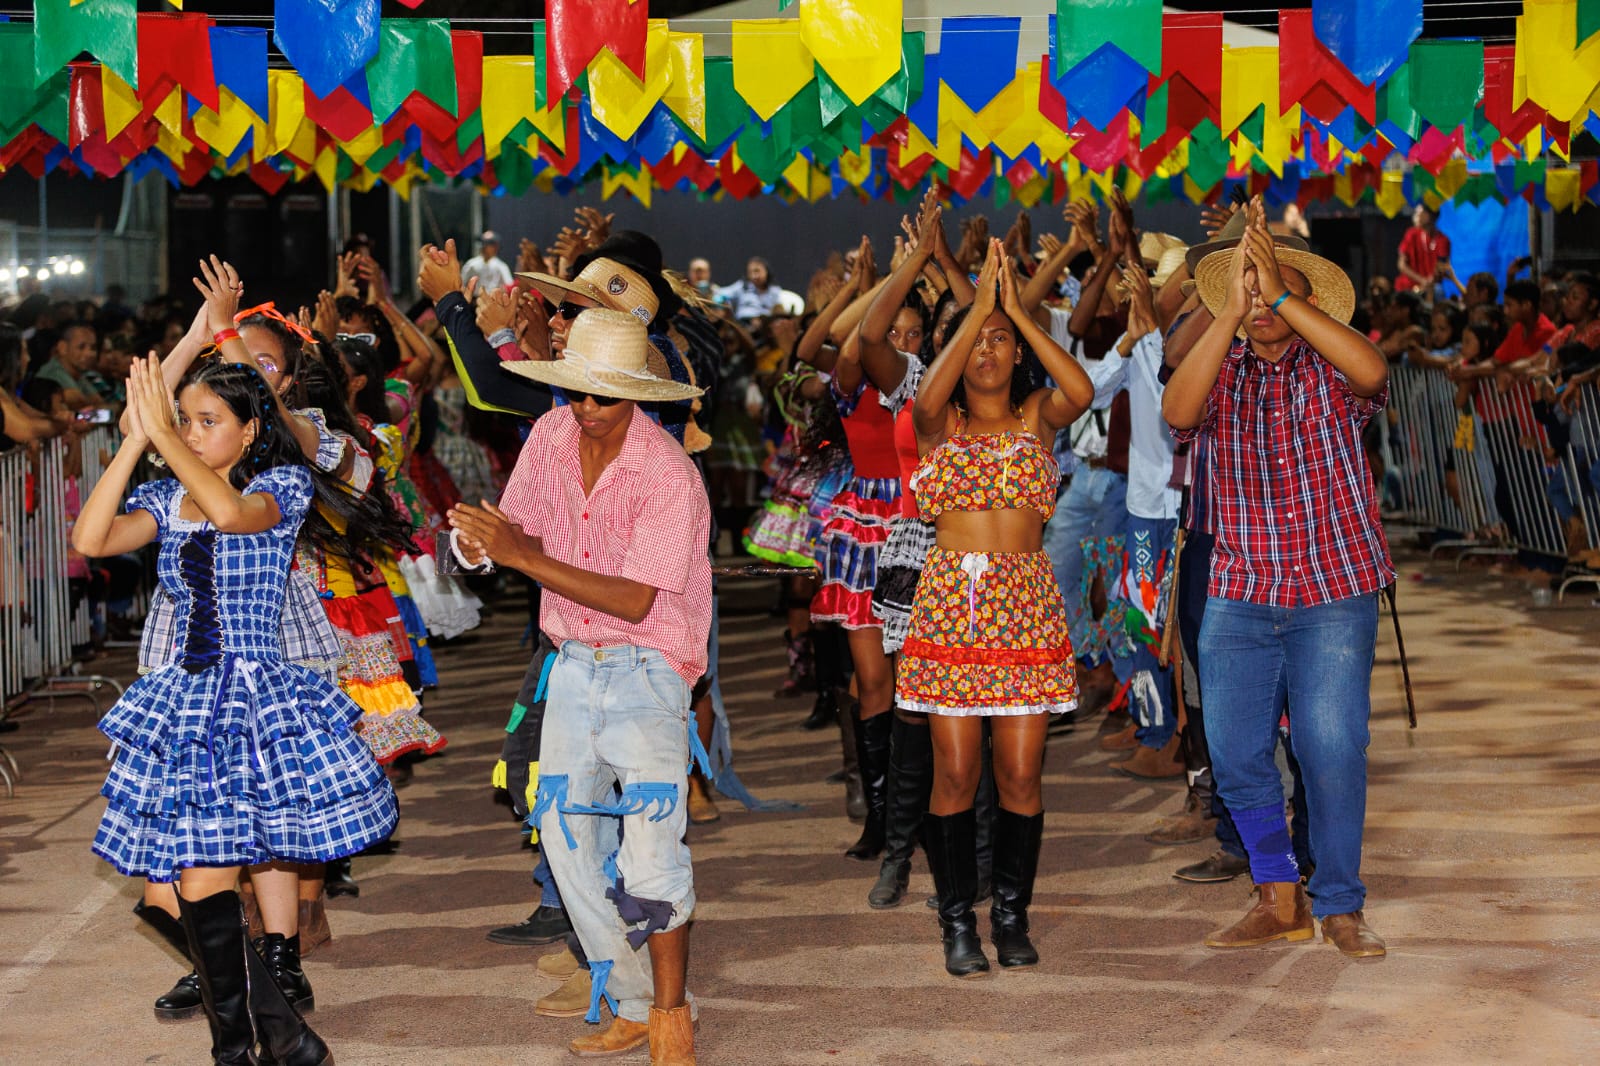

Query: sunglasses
left=554, top=301, right=588, bottom=321
left=564, top=389, right=624, bottom=407
left=337, top=332, right=378, bottom=346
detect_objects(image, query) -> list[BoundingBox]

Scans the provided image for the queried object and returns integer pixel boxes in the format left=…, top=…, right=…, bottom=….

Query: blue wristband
left=1270, top=290, right=1292, bottom=313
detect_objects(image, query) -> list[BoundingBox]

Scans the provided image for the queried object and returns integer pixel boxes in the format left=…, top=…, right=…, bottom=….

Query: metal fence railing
left=0, top=426, right=131, bottom=797
left=1386, top=362, right=1600, bottom=602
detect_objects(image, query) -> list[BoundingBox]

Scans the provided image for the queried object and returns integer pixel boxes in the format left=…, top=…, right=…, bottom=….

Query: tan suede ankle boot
left=1204, top=882, right=1314, bottom=948
left=648, top=1004, right=695, bottom=1065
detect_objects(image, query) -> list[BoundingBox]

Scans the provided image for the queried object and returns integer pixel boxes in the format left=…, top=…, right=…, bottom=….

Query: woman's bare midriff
left=934, top=509, right=1045, bottom=555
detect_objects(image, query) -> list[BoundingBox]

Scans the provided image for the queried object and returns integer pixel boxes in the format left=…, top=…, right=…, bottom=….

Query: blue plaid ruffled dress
left=92, top=466, right=398, bottom=883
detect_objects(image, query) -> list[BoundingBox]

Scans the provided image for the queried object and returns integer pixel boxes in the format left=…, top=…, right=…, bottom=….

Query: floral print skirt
left=897, top=548, right=1078, bottom=717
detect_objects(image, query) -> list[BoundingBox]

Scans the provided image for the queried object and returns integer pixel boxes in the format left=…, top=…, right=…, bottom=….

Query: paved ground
left=1, top=546, right=1598, bottom=1066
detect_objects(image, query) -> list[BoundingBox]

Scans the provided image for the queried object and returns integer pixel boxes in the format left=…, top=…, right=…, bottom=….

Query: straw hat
left=1184, top=208, right=1308, bottom=275
left=502, top=309, right=705, bottom=403
left=1151, top=245, right=1190, bottom=289
left=1139, top=232, right=1185, bottom=268
left=518, top=258, right=660, bottom=327
left=1193, top=243, right=1356, bottom=326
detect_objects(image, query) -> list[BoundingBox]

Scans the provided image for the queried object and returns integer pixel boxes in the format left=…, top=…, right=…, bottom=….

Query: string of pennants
left=2, top=0, right=1599, bottom=213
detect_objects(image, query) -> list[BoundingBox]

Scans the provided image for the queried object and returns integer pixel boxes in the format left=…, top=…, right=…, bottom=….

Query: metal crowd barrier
left=0, top=427, right=129, bottom=797
left=1387, top=362, right=1600, bottom=601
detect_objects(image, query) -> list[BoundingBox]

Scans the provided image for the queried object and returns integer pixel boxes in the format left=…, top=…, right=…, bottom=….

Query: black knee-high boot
left=868, top=716, right=932, bottom=908
left=990, top=809, right=1045, bottom=968
left=134, top=901, right=203, bottom=1022
left=176, top=890, right=262, bottom=1065
left=845, top=709, right=891, bottom=860
left=246, top=933, right=332, bottom=1066
left=804, top=625, right=847, bottom=731
left=923, top=809, right=991, bottom=977
left=974, top=731, right=997, bottom=903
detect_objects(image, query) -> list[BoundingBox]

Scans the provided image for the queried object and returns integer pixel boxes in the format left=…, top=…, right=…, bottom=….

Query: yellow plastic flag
left=797, top=0, right=902, bottom=106
left=1220, top=46, right=1279, bottom=135
left=339, top=124, right=384, bottom=167
left=100, top=67, right=142, bottom=141
left=661, top=30, right=706, bottom=139
left=481, top=57, right=565, bottom=156
left=732, top=20, right=814, bottom=122
left=155, top=124, right=192, bottom=164
left=267, top=70, right=308, bottom=156
left=192, top=90, right=257, bottom=157
left=1517, top=0, right=1600, bottom=123
left=313, top=147, right=339, bottom=192
left=1333, top=172, right=1359, bottom=207
left=1435, top=158, right=1469, bottom=199
left=152, top=89, right=185, bottom=137
left=601, top=166, right=654, bottom=207
left=1547, top=166, right=1582, bottom=211
left=589, top=19, right=673, bottom=141
left=783, top=155, right=829, bottom=201
left=837, top=146, right=872, bottom=186
left=1375, top=170, right=1407, bottom=218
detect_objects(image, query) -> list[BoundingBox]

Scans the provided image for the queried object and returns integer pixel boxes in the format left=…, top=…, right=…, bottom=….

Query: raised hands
left=1200, top=202, right=1237, bottom=241
left=476, top=285, right=519, bottom=337
left=127, top=354, right=177, bottom=445
left=1121, top=263, right=1157, bottom=339
left=574, top=206, right=614, bottom=246
left=971, top=238, right=1003, bottom=319
left=517, top=238, right=544, bottom=275
left=313, top=290, right=339, bottom=339
left=418, top=240, right=463, bottom=303
left=334, top=252, right=362, bottom=299
left=193, top=256, right=244, bottom=335
left=853, top=235, right=878, bottom=292
left=1239, top=197, right=1286, bottom=307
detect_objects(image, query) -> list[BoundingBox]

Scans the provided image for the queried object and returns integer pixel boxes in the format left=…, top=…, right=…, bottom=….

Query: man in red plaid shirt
left=1164, top=199, right=1393, bottom=960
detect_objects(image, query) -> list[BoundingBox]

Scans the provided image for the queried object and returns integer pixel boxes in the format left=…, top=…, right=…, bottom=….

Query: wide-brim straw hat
left=1193, top=244, right=1356, bottom=326
left=518, top=258, right=660, bottom=327
left=1140, top=231, right=1185, bottom=269
left=1184, top=209, right=1308, bottom=274
left=501, top=309, right=704, bottom=403
left=1151, top=245, right=1190, bottom=289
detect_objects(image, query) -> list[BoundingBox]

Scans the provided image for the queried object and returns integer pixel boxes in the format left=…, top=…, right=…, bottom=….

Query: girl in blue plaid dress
left=75, top=305, right=398, bottom=1063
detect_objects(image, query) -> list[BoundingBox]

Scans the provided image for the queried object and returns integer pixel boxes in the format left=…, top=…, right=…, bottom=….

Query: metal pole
left=37, top=178, right=48, bottom=266
left=388, top=185, right=403, bottom=302
left=326, top=188, right=342, bottom=288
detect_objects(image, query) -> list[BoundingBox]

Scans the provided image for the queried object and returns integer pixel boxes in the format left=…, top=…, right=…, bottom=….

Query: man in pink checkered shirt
left=449, top=309, right=709, bottom=1061
left=1164, top=199, right=1392, bottom=962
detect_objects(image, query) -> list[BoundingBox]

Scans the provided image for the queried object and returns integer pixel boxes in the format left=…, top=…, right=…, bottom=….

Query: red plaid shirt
left=1173, top=338, right=1394, bottom=607
left=497, top=406, right=713, bottom=684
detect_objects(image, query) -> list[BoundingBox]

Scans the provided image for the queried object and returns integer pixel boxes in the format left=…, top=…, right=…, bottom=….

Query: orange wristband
left=213, top=328, right=241, bottom=346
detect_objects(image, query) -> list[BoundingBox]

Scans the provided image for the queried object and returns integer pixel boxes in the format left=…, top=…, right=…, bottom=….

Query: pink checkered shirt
left=497, top=406, right=713, bottom=684
left=1172, top=337, right=1394, bottom=608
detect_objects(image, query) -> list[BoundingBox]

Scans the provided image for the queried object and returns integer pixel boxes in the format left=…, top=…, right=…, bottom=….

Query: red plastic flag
left=547, top=0, right=647, bottom=102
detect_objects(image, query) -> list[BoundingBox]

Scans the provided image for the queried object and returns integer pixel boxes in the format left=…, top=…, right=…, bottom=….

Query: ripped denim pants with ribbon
left=533, top=641, right=698, bottom=1025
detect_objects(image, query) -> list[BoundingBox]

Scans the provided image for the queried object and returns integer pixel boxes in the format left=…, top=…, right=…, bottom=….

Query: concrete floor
left=1, top=546, right=1598, bottom=1066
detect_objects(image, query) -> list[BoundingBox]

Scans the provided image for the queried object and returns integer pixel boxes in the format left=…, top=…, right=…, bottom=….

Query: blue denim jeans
left=1198, top=594, right=1378, bottom=918
left=1042, top=466, right=1128, bottom=657
left=536, top=643, right=695, bottom=1023
left=1125, top=514, right=1178, bottom=750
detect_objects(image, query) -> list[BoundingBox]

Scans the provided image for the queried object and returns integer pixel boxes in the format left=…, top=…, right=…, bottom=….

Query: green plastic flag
left=1055, top=0, right=1161, bottom=74
left=1185, top=119, right=1229, bottom=191
left=34, top=0, right=137, bottom=89
left=367, top=19, right=458, bottom=124
left=1140, top=80, right=1169, bottom=149
left=1407, top=39, right=1482, bottom=132
left=1377, top=62, right=1422, bottom=141
left=1581, top=0, right=1600, bottom=42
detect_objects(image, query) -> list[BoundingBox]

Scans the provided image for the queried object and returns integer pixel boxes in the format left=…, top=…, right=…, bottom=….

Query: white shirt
left=1047, top=306, right=1109, bottom=462
left=462, top=254, right=514, bottom=292
left=1089, top=330, right=1181, bottom=521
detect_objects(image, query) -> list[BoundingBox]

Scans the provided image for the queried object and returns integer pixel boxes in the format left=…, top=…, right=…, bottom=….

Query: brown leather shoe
left=648, top=1004, right=695, bottom=1065
left=686, top=774, right=721, bottom=824
left=1144, top=792, right=1217, bottom=845
left=537, top=945, right=581, bottom=980
left=537, top=968, right=592, bottom=1019
left=1204, top=882, right=1315, bottom=948
left=1097, top=723, right=1137, bottom=752
left=297, top=895, right=332, bottom=955
left=1321, top=910, right=1386, bottom=958
left=1109, top=733, right=1184, bottom=779
left=569, top=1015, right=649, bottom=1058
